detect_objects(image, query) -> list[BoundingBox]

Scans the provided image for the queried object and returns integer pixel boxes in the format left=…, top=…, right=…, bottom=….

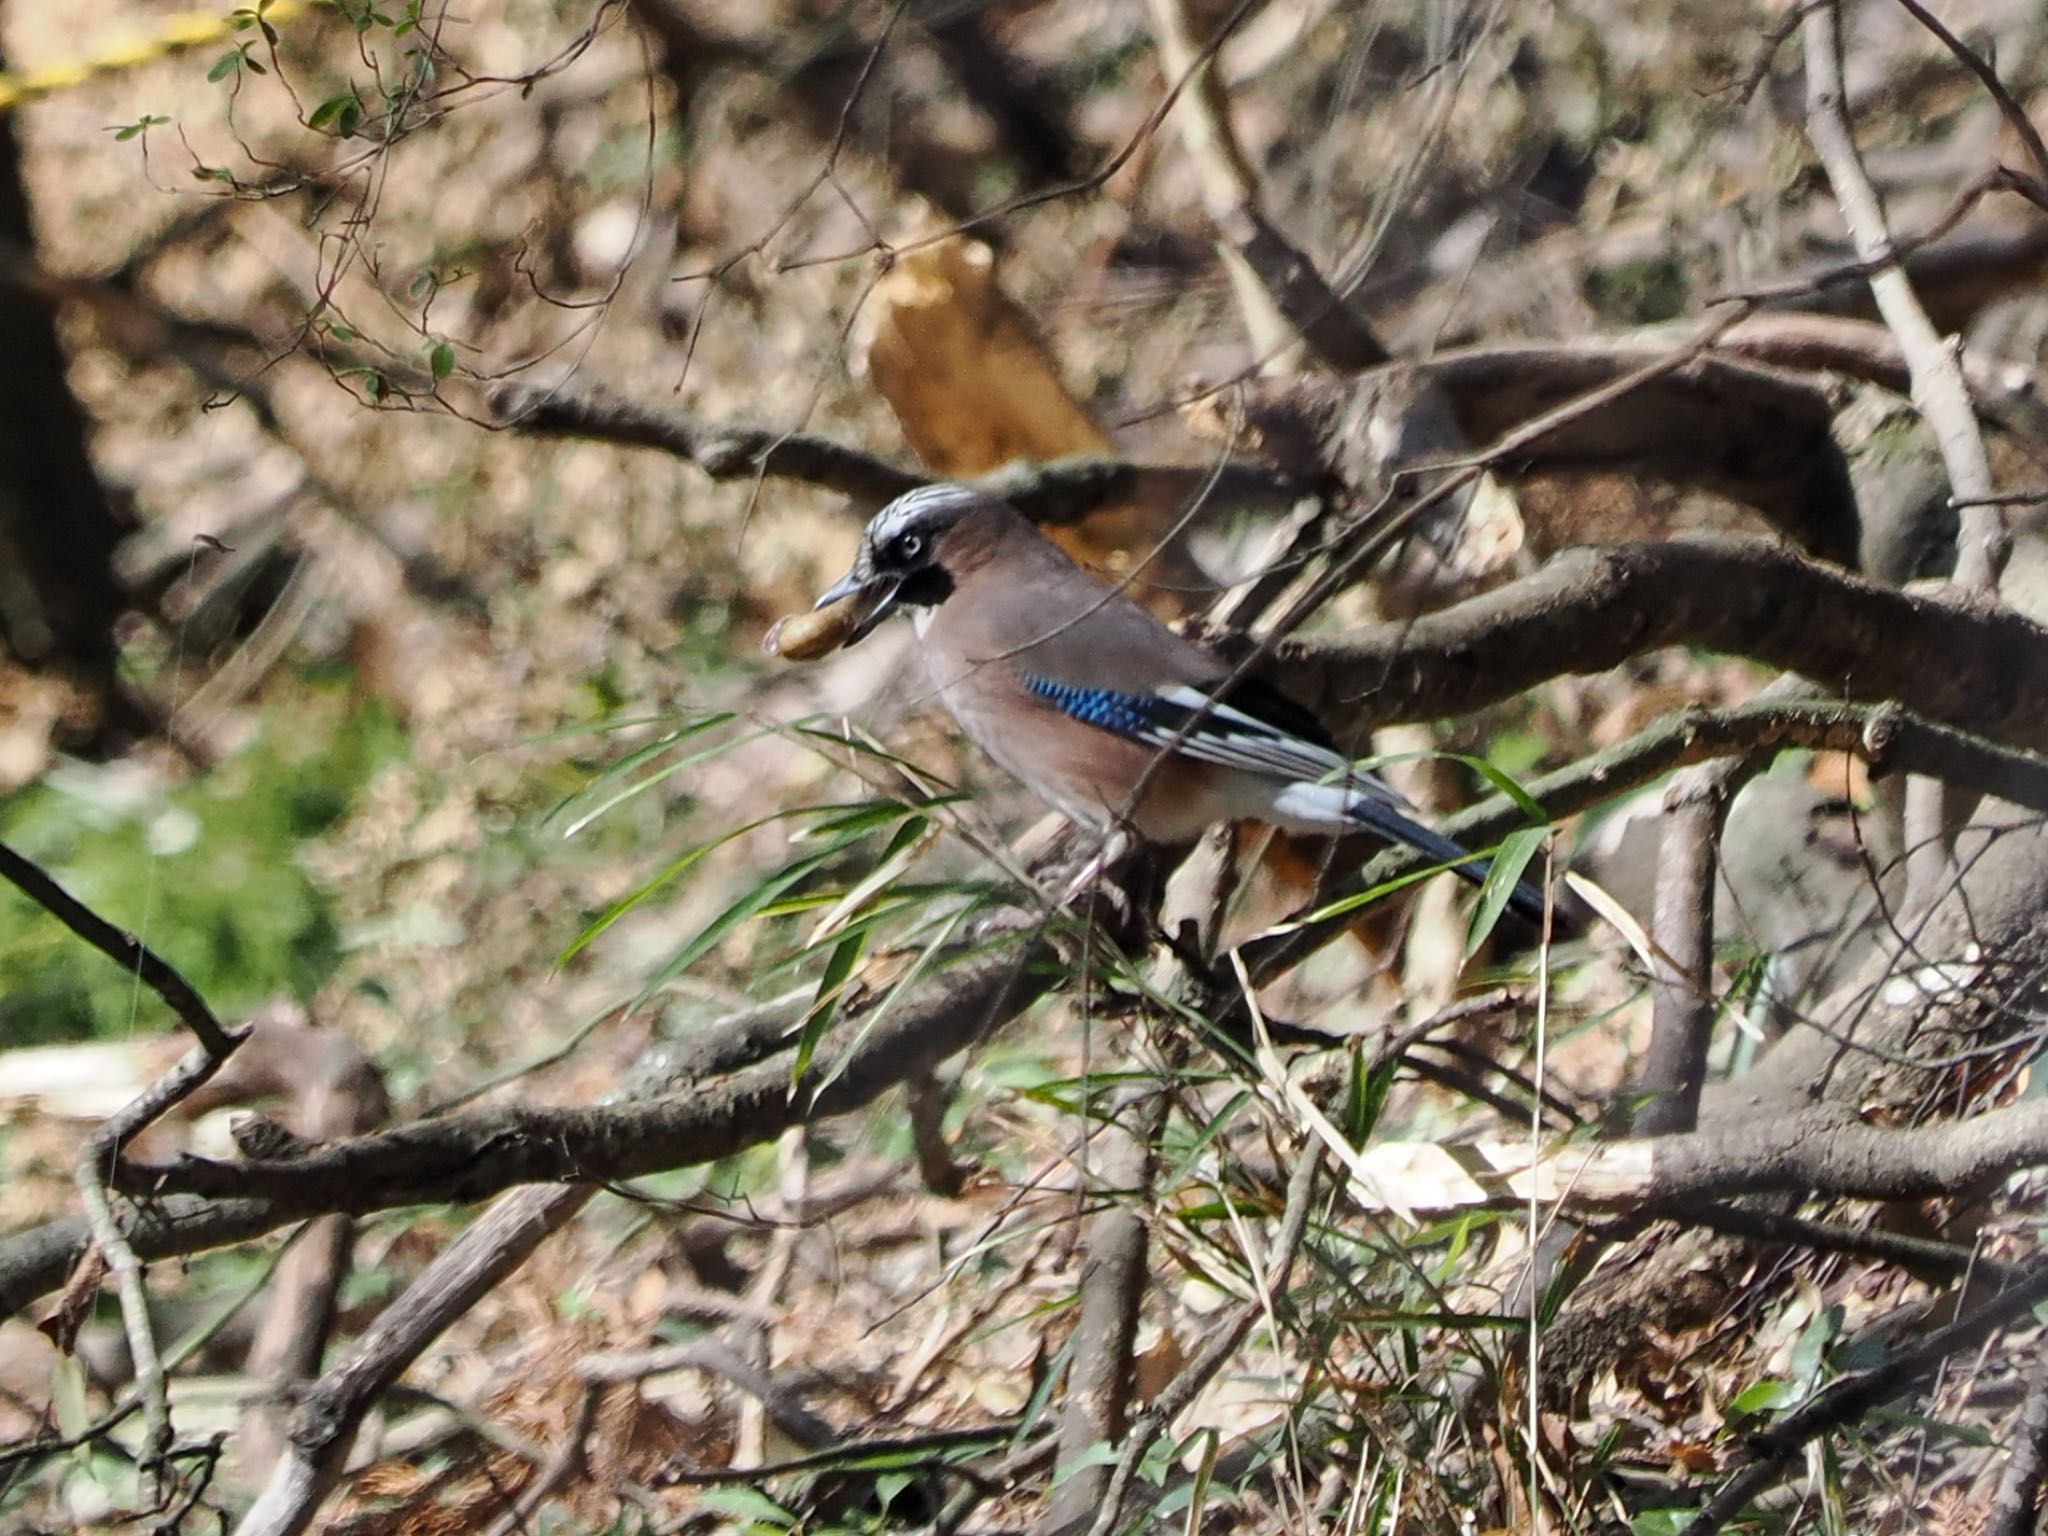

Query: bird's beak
left=812, top=563, right=903, bottom=645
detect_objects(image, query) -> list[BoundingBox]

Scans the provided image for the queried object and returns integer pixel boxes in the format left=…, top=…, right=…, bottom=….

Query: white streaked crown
left=866, top=482, right=988, bottom=547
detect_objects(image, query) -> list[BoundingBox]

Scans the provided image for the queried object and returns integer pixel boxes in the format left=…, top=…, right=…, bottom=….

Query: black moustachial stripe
left=896, top=564, right=955, bottom=608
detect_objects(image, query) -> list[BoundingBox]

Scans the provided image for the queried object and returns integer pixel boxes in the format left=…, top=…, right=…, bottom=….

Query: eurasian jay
left=815, top=483, right=1549, bottom=925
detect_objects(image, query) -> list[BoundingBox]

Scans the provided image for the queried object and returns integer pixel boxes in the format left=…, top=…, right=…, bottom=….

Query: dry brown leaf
left=35, top=1244, right=106, bottom=1355
left=861, top=236, right=1113, bottom=477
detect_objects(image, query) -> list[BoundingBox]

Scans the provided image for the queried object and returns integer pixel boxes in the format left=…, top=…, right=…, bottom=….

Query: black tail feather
left=1345, top=800, right=1553, bottom=929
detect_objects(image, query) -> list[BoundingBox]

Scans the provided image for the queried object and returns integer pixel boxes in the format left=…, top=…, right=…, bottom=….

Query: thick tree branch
left=1715, top=312, right=2048, bottom=446
left=1274, top=538, right=2048, bottom=752
left=1235, top=695, right=2048, bottom=1009
left=1559, top=1095, right=2048, bottom=1211
left=1044, top=1094, right=1155, bottom=1533
left=120, top=942, right=1048, bottom=1208
left=1635, top=754, right=1752, bottom=1136
left=0, top=944, right=1051, bottom=1314
left=235, top=1183, right=590, bottom=1536
left=1239, top=340, right=1858, bottom=561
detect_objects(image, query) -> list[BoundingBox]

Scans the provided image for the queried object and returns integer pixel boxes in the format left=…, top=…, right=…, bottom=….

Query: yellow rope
left=0, top=2, right=318, bottom=116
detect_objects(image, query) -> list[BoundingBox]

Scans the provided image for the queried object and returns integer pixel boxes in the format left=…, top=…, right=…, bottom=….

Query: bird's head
left=813, top=483, right=999, bottom=643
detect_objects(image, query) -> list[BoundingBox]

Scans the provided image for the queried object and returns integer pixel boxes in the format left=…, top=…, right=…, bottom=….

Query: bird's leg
left=1055, top=827, right=1135, bottom=920
left=974, top=828, right=1139, bottom=940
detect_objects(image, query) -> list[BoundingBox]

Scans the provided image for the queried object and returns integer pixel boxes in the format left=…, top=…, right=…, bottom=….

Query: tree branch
left=0, top=840, right=237, bottom=1058
left=6, top=695, right=2042, bottom=1319
left=491, top=383, right=1296, bottom=521
left=0, top=944, right=1052, bottom=1314
left=1803, top=0, right=2005, bottom=590
left=1274, top=538, right=2048, bottom=752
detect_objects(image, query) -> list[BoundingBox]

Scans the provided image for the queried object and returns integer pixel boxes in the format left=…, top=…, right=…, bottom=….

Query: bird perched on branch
left=813, top=483, right=1550, bottom=925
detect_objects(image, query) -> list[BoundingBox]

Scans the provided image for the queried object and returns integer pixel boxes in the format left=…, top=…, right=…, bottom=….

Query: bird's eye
left=890, top=532, right=924, bottom=563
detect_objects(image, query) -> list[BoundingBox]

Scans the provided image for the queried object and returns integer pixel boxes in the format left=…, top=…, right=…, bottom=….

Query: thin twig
left=1639, top=1201, right=2021, bottom=1286
left=0, top=840, right=236, bottom=1058
left=477, top=1381, right=599, bottom=1536
left=71, top=1038, right=250, bottom=1500
left=1884, top=0, right=2048, bottom=187
left=71, top=1163, right=172, bottom=1490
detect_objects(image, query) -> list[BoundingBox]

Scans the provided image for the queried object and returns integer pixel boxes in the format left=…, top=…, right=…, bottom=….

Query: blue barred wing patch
left=1024, top=679, right=1163, bottom=738
left=1022, top=676, right=1395, bottom=801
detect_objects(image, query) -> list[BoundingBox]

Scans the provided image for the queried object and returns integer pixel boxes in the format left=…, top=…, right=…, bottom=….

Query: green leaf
left=1443, top=750, right=1549, bottom=822
left=1343, top=1040, right=1397, bottom=1143
left=336, top=366, right=388, bottom=403
left=544, top=712, right=747, bottom=837
left=790, top=927, right=866, bottom=1085
left=107, top=116, right=166, bottom=143
left=694, top=1486, right=795, bottom=1528
left=873, top=1470, right=915, bottom=1513
left=781, top=809, right=933, bottom=1080
left=308, top=92, right=360, bottom=131
left=1463, top=823, right=1550, bottom=957
left=207, top=50, right=243, bottom=82
left=1727, top=1378, right=1790, bottom=1418
left=428, top=340, right=455, bottom=380
left=1161, top=1088, right=1253, bottom=1187
left=555, top=801, right=794, bottom=965
left=1789, top=1302, right=1844, bottom=1387
left=1293, top=861, right=1456, bottom=926
left=634, top=848, right=842, bottom=1004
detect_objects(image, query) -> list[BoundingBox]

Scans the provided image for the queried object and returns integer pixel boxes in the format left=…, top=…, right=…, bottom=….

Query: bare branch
left=0, top=840, right=237, bottom=1058
left=235, top=1183, right=591, bottom=1536
left=492, top=381, right=1298, bottom=519
left=1884, top=0, right=2048, bottom=189
left=1276, top=538, right=2048, bottom=752
left=1987, top=1361, right=2048, bottom=1536
left=1044, top=1093, right=1156, bottom=1532
left=1803, top=0, right=2006, bottom=590
left=1085, top=1145, right=1324, bottom=1536
left=1635, top=753, right=1754, bottom=1136
left=0, top=946, right=1052, bottom=1314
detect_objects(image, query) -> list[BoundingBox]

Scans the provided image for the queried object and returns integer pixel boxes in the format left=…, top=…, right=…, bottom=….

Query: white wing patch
left=1146, top=684, right=1409, bottom=810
